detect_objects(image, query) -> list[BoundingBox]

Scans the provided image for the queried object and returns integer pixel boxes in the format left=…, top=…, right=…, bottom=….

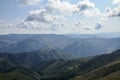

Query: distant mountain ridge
left=0, top=34, right=74, bottom=53
left=0, top=34, right=120, bottom=58
left=66, top=33, right=120, bottom=39
left=64, top=38, right=120, bottom=57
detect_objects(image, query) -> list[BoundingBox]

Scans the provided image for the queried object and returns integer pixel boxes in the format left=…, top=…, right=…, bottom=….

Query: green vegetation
left=0, top=50, right=120, bottom=80
left=98, top=70, right=120, bottom=80
left=74, top=60, right=120, bottom=80
left=0, top=67, right=41, bottom=80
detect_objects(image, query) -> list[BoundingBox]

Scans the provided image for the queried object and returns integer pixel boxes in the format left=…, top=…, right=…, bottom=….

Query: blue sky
left=0, top=0, right=120, bottom=34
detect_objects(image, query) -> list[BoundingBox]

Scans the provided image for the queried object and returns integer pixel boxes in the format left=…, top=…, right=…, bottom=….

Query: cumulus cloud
left=0, top=21, right=29, bottom=35
left=20, top=0, right=41, bottom=6
left=104, top=7, right=120, bottom=17
left=20, top=0, right=67, bottom=32
left=77, top=0, right=101, bottom=17
left=17, top=21, right=42, bottom=29
left=18, top=0, right=101, bottom=33
left=95, top=23, right=103, bottom=30
left=112, top=0, right=120, bottom=5
left=26, top=9, right=63, bottom=23
left=17, top=17, right=65, bottom=33
left=23, top=0, right=101, bottom=24
left=74, top=21, right=91, bottom=31
left=46, top=0, right=78, bottom=13
left=111, top=0, right=120, bottom=17
left=104, top=0, right=120, bottom=17
left=74, top=21, right=88, bottom=27
left=49, top=23, right=66, bottom=32
left=46, top=0, right=100, bottom=16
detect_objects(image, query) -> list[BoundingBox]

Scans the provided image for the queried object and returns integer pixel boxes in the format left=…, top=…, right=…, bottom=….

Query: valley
left=0, top=34, right=120, bottom=80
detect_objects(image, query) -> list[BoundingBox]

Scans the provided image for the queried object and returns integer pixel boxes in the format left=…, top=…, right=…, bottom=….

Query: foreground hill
left=31, top=50, right=120, bottom=80
left=74, top=60, right=120, bottom=80
left=97, top=70, right=120, bottom=80
left=0, top=50, right=120, bottom=80
left=0, top=67, right=41, bottom=80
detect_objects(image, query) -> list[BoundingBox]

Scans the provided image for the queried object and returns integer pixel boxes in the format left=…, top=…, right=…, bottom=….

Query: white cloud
left=21, top=1, right=66, bottom=32
left=104, top=7, right=120, bottom=18
left=73, top=21, right=92, bottom=32
left=0, top=21, right=33, bottom=35
left=74, top=21, right=88, bottom=27
left=46, top=0, right=78, bottom=13
left=46, top=0, right=100, bottom=16
left=0, top=21, right=12, bottom=27
left=112, top=0, right=120, bottom=5
left=17, top=14, right=66, bottom=33
left=104, top=0, right=120, bottom=18
left=17, top=21, right=42, bottom=29
left=16, top=20, right=71, bottom=34
left=77, top=0, right=95, bottom=10
left=77, top=0, right=101, bottom=17
left=20, top=0, right=41, bottom=6
left=1, top=0, right=120, bottom=35
left=95, top=23, right=103, bottom=30
left=26, top=8, right=64, bottom=23
left=18, top=0, right=101, bottom=33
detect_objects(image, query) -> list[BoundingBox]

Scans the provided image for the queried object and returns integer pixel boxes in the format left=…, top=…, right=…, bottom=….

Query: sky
left=0, top=0, right=120, bottom=34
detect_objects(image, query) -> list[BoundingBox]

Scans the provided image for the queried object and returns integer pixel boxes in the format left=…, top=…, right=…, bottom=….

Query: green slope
left=74, top=60, right=120, bottom=80
left=0, top=67, right=41, bottom=80
left=0, top=50, right=120, bottom=80
left=97, top=70, right=120, bottom=80
left=76, top=50, right=120, bottom=75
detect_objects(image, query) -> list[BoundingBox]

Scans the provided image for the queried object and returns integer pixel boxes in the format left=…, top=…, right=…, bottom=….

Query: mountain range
left=0, top=34, right=120, bottom=58
left=0, top=34, right=120, bottom=80
left=0, top=49, right=120, bottom=80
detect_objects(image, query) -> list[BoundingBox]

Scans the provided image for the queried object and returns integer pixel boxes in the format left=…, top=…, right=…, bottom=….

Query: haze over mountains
left=0, top=33, right=120, bottom=80
left=0, top=0, right=120, bottom=79
left=0, top=34, right=120, bottom=58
